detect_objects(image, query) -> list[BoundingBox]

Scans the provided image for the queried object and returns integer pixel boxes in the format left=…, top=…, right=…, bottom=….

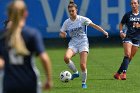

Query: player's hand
left=103, top=31, right=109, bottom=38
left=59, top=32, right=67, bottom=38
left=0, top=58, right=4, bottom=70
left=43, top=80, right=53, bottom=91
left=120, top=32, right=126, bottom=39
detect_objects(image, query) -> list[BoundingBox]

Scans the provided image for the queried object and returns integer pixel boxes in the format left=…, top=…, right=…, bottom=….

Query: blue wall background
left=0, top=0, right=131, bottom=38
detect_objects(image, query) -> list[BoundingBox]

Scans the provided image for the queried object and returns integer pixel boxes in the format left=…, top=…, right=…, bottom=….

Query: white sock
left=67, top=60, right=77, bottom=73
left=82, top=69, right=87, bottom=84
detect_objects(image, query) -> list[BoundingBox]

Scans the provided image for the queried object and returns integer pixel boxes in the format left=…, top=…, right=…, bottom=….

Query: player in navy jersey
left=114, top=0, right=140, bottom=80
left=60, top=0, right=108, bottom=88
left=0, top=1, right=53, bottom=93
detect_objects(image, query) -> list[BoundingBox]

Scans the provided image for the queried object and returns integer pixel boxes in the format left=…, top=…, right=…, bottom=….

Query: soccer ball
left=60, top=70, right=72, bottom=83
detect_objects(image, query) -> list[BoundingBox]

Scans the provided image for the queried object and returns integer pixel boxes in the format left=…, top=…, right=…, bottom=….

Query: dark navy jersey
left=0, top=26, right=45, bottom=93
left=121, top=11, right=140, bottom=40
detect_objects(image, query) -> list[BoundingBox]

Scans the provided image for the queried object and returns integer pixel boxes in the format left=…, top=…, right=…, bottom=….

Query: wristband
left=120, top=30, right=123, bottom=34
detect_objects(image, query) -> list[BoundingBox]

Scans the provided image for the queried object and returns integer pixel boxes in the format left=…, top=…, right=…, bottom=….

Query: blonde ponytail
left=6, top=0, right=29, bottom=55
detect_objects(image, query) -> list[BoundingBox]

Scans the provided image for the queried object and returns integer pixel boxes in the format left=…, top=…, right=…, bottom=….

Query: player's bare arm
left=89, top=23, right=109, bottom=38
left=39, top=52, right=53, bottom=90
left=59, top=31, right=67, bottom=38
left=119, top=23, right=126, bottom=39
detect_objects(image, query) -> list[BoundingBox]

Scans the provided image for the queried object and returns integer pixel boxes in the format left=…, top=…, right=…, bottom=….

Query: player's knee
left=80, top=63, right=86, bottom=70
left=64, top=56, right=70, bottom=64
left=125, top=54, right=131, bottom=59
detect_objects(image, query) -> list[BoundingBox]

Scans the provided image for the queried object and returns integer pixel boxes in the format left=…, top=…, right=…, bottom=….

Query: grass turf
left=35, top=47, right=140, bottom=93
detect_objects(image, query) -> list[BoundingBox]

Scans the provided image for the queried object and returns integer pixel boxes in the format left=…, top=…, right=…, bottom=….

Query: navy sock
left=117, top=56, right=130, bottom=74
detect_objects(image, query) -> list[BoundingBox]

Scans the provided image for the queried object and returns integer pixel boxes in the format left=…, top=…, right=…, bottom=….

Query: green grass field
left=36, top=47, right=140, bottom=93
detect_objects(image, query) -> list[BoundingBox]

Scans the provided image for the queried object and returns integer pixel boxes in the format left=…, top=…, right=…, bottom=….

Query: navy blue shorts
left=123, top=37, right=140, bottom=47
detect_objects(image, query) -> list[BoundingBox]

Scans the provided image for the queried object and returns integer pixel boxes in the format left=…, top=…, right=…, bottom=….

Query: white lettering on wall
left=40, top=0, right=90, bottom=32
left=101, top=0, right=125, bottom=30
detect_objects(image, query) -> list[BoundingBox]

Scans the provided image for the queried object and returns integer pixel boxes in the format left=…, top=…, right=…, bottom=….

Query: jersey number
left=9, top=49, right=24, bottom=65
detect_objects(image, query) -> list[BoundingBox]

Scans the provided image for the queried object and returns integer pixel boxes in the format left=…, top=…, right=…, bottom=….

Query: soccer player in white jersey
left=60, top=0, right=109, bottom=88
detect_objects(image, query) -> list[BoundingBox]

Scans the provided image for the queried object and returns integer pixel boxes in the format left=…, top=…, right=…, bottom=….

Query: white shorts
left=68, top=39, right=89, bottom=53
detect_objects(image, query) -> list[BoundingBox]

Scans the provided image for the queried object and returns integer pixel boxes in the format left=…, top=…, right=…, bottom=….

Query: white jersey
left=60, top=15, right=92, bottom=53
left=60, top=15, right=92, bottom=39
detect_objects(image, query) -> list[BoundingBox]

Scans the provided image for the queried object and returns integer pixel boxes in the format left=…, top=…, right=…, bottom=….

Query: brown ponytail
left=68, top=0, right=77, bottom=9
left=69, top=0, right=74, bottom=4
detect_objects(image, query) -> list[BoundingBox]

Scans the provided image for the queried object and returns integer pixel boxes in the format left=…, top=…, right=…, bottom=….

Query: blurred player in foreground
left=0, top=0, right=53, bottom=93
left=114, top=0, right=140, bottom=80
left=60, top=0, right=108, bottom=88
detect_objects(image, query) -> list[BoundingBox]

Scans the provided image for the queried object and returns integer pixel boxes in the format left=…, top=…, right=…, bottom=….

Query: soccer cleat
left=71, top=72, right=79, bottom=80
left=120, top=73, right=126, bottom=80
left=82, top=84, right=87, bottom=89
left=114, top=73, right=121, bottom=80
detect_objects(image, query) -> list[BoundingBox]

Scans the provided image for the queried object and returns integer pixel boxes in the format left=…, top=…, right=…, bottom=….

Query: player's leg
left=120, top=42, right=132, bottom=73
left=78, top=40, right=89, bottom=88
left=114, top=42, right=132, bottom=80
left=120, top=41, right=139, bottom=80
left=64, top=48, right=79, bottom=78
left=80, top=51, right=88, bottom=88
left=119, top=43, right=139, bottom=80
left=129, top=44, right=139, bottom=61
left=64, top=48, right=75, bottom=64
